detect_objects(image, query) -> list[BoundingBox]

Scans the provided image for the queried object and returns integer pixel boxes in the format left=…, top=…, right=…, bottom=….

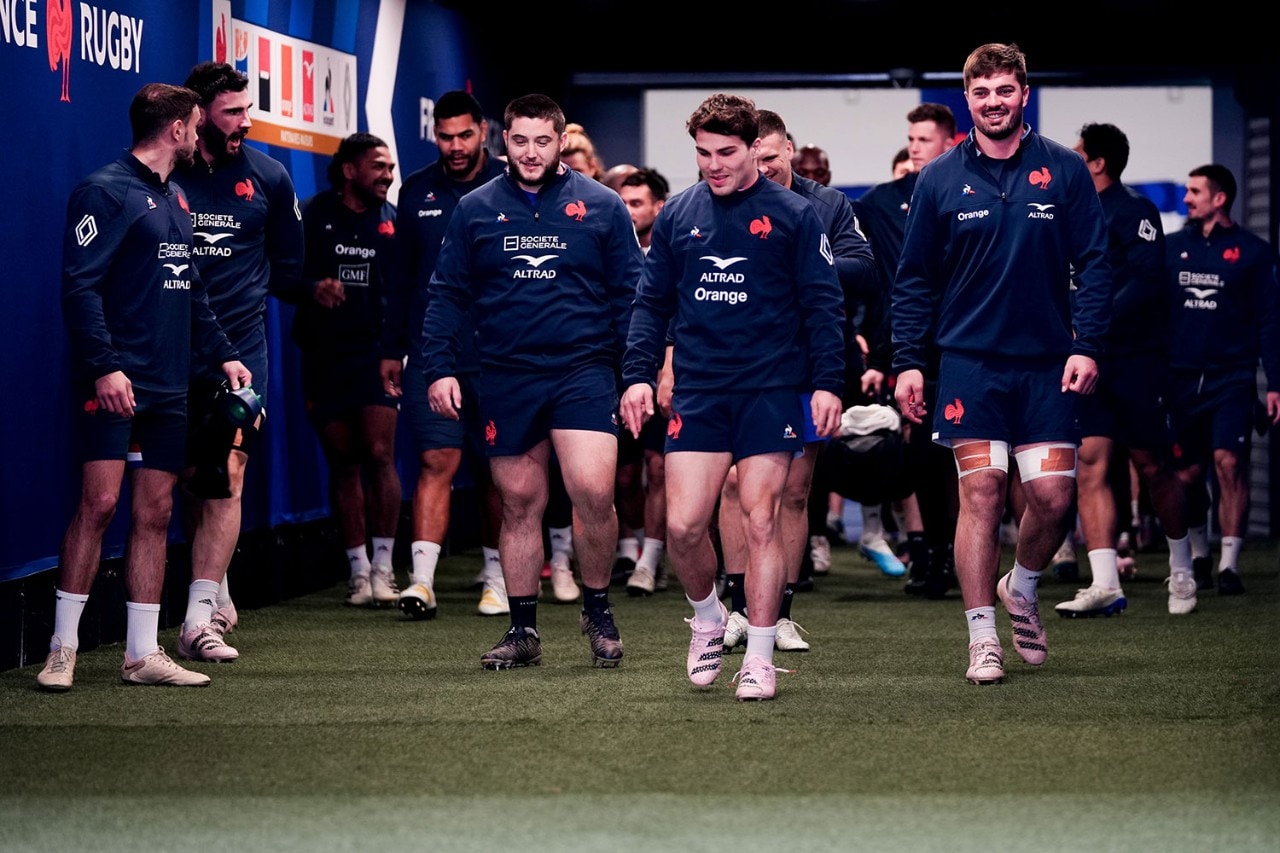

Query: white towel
left=840, top=404, right=901, bottom=437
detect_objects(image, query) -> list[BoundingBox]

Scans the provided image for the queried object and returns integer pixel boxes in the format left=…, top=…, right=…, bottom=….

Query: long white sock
left=1167, top=534, right=1193, bottom=574
left=1010, top=561, right=1042, bottom=600
left=1086, top=548, right=1120, bottom=590
left=346, top=545, right=371, bottom=577
left=217, top=575, right=233, bottom=608
left=125, top=602, right=161, bottom=661
left=637, top=537, right=665, bottom=571
left=1219, top=536, right=1243, bottom=573
left=371, top=537, right=395, bottom=567
left=688, top=588, right=724, bottom=626
left=965, top=606, right=999, bottom=644
left=183, top=579, right=220, bottom=631
left=548, top=526, right=573, bottom=559
left=51, top=589, right=89, bottom=652
left=1188, top=525, right=1211, bottom=559
left=618, top=536, right=640, bottom=562
left=744, top=625, right=777, bottom=663
left=481, top=546, right=503, bottom=582
left=411, top=541, right=442, bottom=586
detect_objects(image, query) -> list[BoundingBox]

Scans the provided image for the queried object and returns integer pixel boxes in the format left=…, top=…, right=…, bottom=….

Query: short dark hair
left=327, top=132, right=387, bottom=189
left=1078, top=123, right=1130, bottom=181
left=1189, top=164, right=1237, bottom=214
left=907, top=102, right=957, bottom=138
left=757, top=109, right=787, bottom=140
left=183, top=62, right=249, bottom=106
left=620, top=168, right=670, bottom=202
left=963, top=42, right=1027, bottom=91
left=892, top=147, right=910, bottom=171
left=687, top=93, right=758, bottom=146
left=129, top=83, right=201, bottom=145
left=435, top=90, right=485, bottom=125
left=503, top=94, right=565, bottom=134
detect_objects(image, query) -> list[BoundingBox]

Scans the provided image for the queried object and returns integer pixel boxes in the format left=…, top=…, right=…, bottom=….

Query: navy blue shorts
left=76, top=385, right=187, bottom=473
left=619, top=410, right=667, bottom=464
left=665, top=388, right=805, bottom=460
left=402, top=359, right=487, bottom=454
left=1166, top=367, right=1256, bottom=467
left=1076, top=352, right=1174, bottom=452
left=477, top=363, right=618, bottom=457
left=301, top=351, right=398, bottom=427
left=933, top=352, right=1079, bottom=447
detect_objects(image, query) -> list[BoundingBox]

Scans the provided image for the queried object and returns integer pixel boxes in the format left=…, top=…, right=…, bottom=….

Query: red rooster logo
left=564, top=200, right=587, bottom=221
left=83, top=399, right=99, bottom=414
left=1029, top=167, right=1052, bottom=189
left=235, top=179, right=255, bottom=202
left=485, top=420, right=498, bottom=446
left=47, top=0, right=73, bottom=103
left=1222, top=246, right=1241, bottom=264
left=749, top=215, right=772, bottom=239
left=667, top=412, right=683, bottom=440
left=944, top=398, right=965, bottom=424
left=377, top=220, right=395, bottom=237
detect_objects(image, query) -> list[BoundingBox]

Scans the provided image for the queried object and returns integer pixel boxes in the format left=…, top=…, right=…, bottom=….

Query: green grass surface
left=2, top=541, right=1278, bottom=852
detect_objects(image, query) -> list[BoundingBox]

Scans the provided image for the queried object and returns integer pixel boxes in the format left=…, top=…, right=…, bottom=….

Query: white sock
left=217, top=575, right=233, bottom=609
left=745, top=625, right=777, bottom=662
left=371, top=537, right=395, bottom=567
left=1086, top=548, right=1120, bottom=590
left=410, top=540, right=442, bottom=586
left=184, top=579, right=220, bottom=631
left=346, top=545, right=371, bottom=577
left=688, top=588, right=724, bottom=626
left=1188, top=524, right=1211, bottom=559
left=1167, top=534, right=1193, bottom=574
left=482, top=546, right=503, bottom=582
left=965, top=606, right=999, bottom=644
left=618, top=536, right=640, bottom=561
left=125, top=602, right=161, bottom=662
left=51, top=589, right=89, bottom=652
left=1010, top=561, right=1042, bottom=600
left=1219, top=536, right=1243, bottom=573
left=548, top=526, right=573, bottom=558
left=637, top=538, right=665, bottom=571
left=861, top=504, right=884, bottom=538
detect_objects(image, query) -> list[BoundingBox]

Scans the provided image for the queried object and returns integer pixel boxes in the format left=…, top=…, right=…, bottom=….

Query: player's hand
left=894, top=369, right=926, bottom=424
left=810, top=389, right=843, bottom=438
left=861, top=368, right=885, bottom=397
left=428, top=376, right=462, bottom=420
left=95, top=370, right=134, bottom=417
left=381, top=358, right=404, bottom=398
left=620, top=383, right=655, bottom=439
left=313, top=277, right=345, bottom=308
left=221, top=361, right=252, bottom=390
left=1062, top=355, right=1098, bottom=394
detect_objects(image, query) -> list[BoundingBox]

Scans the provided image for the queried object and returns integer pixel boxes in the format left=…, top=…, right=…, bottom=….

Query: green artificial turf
left=1, top=541, right=1277, bottom=852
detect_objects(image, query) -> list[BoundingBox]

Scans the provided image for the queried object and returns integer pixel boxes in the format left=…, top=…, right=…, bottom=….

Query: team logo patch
left=1223, top=246, right=1241, bottom=264
left=749, top=215, right=772, bottom=239
left=944, top=398, right=965, bottom=424
left=235, top=179, right=255, bottom=201
left=564, top=200, right=586, bottom=220
left=667, top=412, right=683, bottom=440
left=485, top=419, right=497, bottom=446
left=1029, top=167, right=1052, bottom=189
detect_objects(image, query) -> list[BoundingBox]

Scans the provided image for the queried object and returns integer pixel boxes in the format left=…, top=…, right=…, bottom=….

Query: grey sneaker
left=580, top=607, right=624, bottom=667
left=36, top=646, right=76, bottom=692
left=370, top=564, right=399, bottom=606
left=481, top=626, right=542, bottom=670
left=774, top=618, right=810, bottom=652
left=1166, top=571, right=1198, bottom=615
left=626, top=565, right=656, bottom=597
left=347, top=572, right=373, bottom=606
left=121, top=649, right=211, bottom=687
left=723, top=611, right=749, bottom=652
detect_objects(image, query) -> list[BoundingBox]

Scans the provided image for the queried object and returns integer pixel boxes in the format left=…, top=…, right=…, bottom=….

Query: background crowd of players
left=37, top=41, right=1280, bottom=700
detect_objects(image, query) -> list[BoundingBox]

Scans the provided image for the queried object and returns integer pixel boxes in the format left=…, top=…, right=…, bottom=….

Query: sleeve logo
left=75, top=214, right=98, bottom=247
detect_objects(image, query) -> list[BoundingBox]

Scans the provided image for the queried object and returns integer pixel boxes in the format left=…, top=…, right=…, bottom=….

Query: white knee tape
left=1015, top=443, right=1077, bottom=481
left=953, top=440, right=1009, bottom=478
